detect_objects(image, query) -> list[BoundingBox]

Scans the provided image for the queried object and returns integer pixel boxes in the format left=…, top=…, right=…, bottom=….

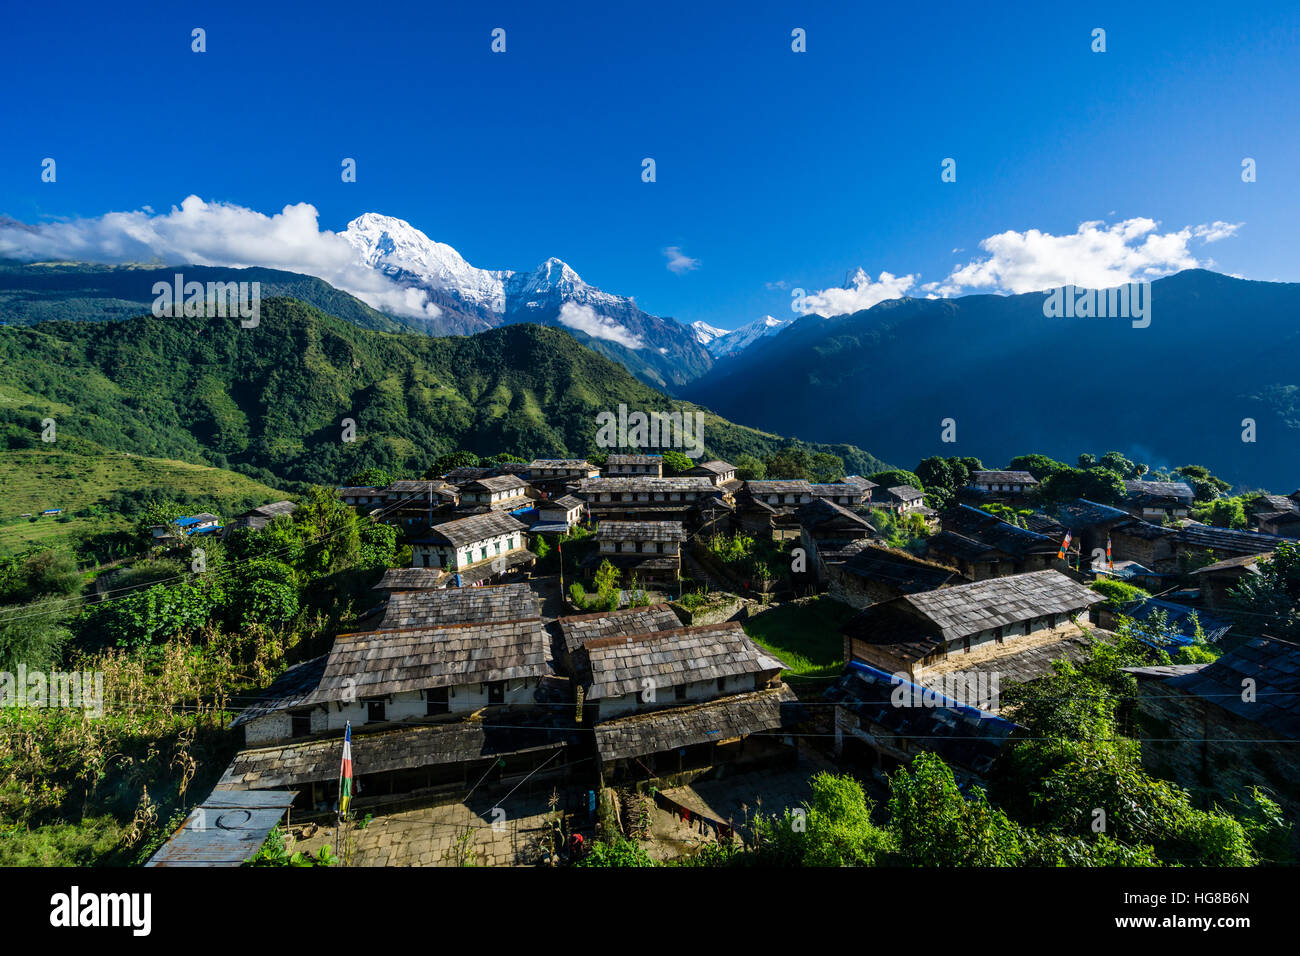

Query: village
left=147, top=454, right=1300, bottom=867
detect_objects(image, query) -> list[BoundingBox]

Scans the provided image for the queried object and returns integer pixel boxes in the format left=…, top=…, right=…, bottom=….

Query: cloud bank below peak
left=0, top=196, right=444, bottom=320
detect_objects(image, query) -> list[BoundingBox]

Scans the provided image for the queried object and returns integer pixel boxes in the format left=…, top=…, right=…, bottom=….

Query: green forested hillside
left=0, top=259, right=423, bottom=333
left=0, top=298, right=887, bottom=486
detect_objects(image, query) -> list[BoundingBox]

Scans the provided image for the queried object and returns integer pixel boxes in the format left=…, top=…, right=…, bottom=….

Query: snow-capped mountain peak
left=694, top=314, right=793, bottom=357
left=690, top=320, right=728, bottom=347
left=340, top=213, right=509, bottom=312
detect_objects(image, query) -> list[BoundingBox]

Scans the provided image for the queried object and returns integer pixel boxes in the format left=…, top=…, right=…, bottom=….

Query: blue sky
left=3, top=0, right=1298, bottom=329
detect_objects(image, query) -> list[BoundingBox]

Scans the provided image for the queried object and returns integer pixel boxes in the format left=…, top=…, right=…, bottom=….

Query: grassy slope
left=0, top=445, right=287, bottom=555
left=0, top=298, right=888, bottom=486
left=741, top=595, right=858, bottom=679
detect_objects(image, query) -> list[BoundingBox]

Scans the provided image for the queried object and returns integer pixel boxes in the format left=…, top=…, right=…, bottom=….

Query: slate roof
left=885, top=485, right=925, bottom=502
left=826, top=666, right=1016, bottom=776
left=443, top=467, right=491, bottom=483
left=387, top=479, right=458, bottom=497
left=808, top=483, right=869, bottom=499
left=843, top=570, right=1103, bottom=659
left=1173, top=524, right=1287, bottom=555
left=596, top=520, right=687, bottom=542
left=690, top=460, right=736, bottom=475
left=583, top=622, right=783, bottom=700
left=244, top=500, right=297, bottom=519
left=415, top=511, right=528, bottom=548
left=838, top=544, right=956, bottom=593
left=307, top=619, right=549, bottom=701
left=745, top=480, right=814, bottom=496
left=841, top=476, right=880, bottom=490
left=1124, top=480, right=1195, bottom=502
left=463, top=475, right=529, bottom=494
left=579, top=476, right=716, bottom=494
left=528, top=459, right=597, bottom=469
left=1163, top=637, right=1300, bottom=738
left=1253, top=494, right=1295, bottom=513
left=972, top=470, right=1039, bottom=485
left=229, top=656, right=329, bottom=728
left=555, top=603, right=683, bottom=657
left=219, top=720, right=573, bottom=790
left=920, top=631, right=1094, bottom=711
left=1191, top=553, right=1271, bottom=575
left=905, top=570, right=1102, bottom=640
left=541, top=494, right=583, bottom=511
left=1111, top=519, right=1177, bottom=541
left=795, top=497, right=877, bottom=534
left=1258, top=510, right=1300, bottom=526
left=926, top=530, right=1004, bottom=562
left=939, top=504, right=1058, bottom=557
left=593, top=686, right=799, bottom=762
left=1052, top=498, right=1131, bottom=528
left=606, top=454, right=663, bottom=465
left=372, top=567, right=446, bottom=591
left=378, top=583, right=539, bottom=630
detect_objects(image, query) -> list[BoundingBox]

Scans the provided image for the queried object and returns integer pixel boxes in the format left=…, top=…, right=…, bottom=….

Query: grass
left=741, top=595, right=858, bottom=678
left=0, top=445, right=286, bottom=555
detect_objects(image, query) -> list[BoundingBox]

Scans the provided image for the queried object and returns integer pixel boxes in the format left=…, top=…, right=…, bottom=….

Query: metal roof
left=146, top=788, right=298, bottom=867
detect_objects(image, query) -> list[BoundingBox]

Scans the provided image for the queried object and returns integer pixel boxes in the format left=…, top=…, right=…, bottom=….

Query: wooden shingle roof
left=555, top=603, right=683, bottom=656
left=972, top=470, right=1039, bottom=485
left=746, top=480, right=814, bottom=496
left=307, top=619, right=549, bottom=701
left=416, top=511, right=528, bottom=549
left=372, top=567, right=446, bottom=591
left=377, top=583, right=539, bottom=630
left=229, top=656, right=329, bottom=728
left=904, top=569, right=1102, bottom=642
left=593, top=686, right=798, bottom=762
left=839, top=544, right=956, bottom=593
left=596, top=520, right=687, bottom=542
left=582, top=622, right=782, bottom=700
left=579, top=476, right=715, bottom=494
left=1164, top=637, right=1300, bottom=738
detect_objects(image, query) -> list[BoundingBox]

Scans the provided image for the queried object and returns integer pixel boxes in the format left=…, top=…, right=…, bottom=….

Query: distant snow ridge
left=695, top=315, right=793, bottom=357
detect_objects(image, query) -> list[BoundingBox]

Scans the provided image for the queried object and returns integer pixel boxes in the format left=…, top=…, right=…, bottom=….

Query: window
left=488, top=682, right=505, bottom=705
left=426, top=688, right=449, bottom=715
left=366, top=699, right=386, bottom=723
left=291, top=711, right=312, bottom=738
left=717, top=677, right=727, bottom=693
left=675, top=684, right=687, bottom=701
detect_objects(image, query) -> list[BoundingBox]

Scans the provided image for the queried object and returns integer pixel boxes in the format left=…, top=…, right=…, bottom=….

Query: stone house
left=826, top=544, right=956, bottom=609
left=605, top=454, right=664, bottom=477
left=410, top=511, right=532, bottom=576
left=840, top=569, right=1104, bottom=680
left=457, top=475, right=532, bottom=511
left=592, top=519, right=686, bottom=585
left=1122, top=480, right=1195, bottom=521
left=968, top=470, right=1039, bottom=497
left=795, top=498, right=878, bottom=584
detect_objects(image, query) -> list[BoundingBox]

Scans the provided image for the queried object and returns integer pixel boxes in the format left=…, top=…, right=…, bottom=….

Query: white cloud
left=663, top=246, right=699, bottom=274
left=800, top=268, right=917, bottom=316
left=0, top=195, right=443, bottom=320
left=557, top=301, right=644, bottom=349
left=925, top=218, right=1242, bottom=297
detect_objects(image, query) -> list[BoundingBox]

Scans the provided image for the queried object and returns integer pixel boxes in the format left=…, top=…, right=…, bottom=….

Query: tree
left=1230, top=541, right=1300, bottom=641
left=755, top=772, right=893, bottom=866
left=867, top=469, right=924, bottom=492
left=1007, top=454, right=1070, bottom=482
left=1077, top=453, right=1097, bottom=468
left=424, top=451, right=480, bottom=478
left=1038, top=466, right=1126, bottom=505
left=886, top=753, right=1024, bottom=866
left=660, top=450, right=693, bottom=474
left=764, top=447, right=814, bottom=480
left=734, top=454, right=767, bottom=481
left=345, top=467, right=394, bottom=487
left=809, top=452, right=845, bottom=483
